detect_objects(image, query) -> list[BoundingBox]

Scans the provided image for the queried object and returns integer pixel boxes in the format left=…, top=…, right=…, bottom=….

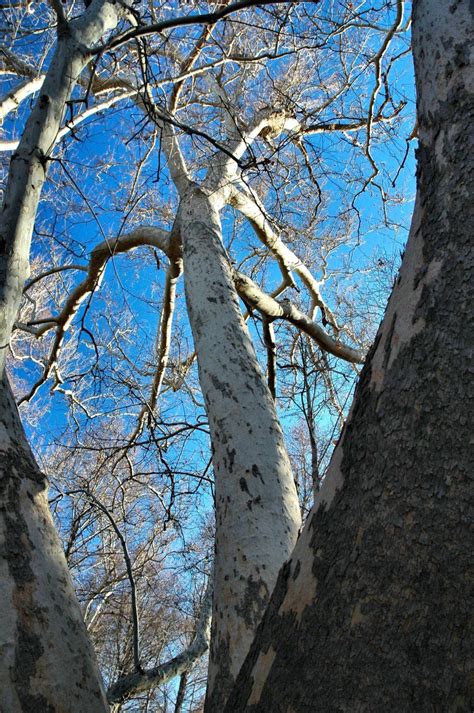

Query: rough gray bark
left=179, top=187, right=301, bottom=711
left=224, top=1, right=474, bottom=710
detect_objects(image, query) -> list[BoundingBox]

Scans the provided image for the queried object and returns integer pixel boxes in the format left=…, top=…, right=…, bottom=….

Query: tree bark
left=179, top=187, right=301, bottom=711
left=0, top=376, right=109, bottom=712
left=0, top=1, right=126, bottom=373
left=0, top=3, right=130, bottom=710
left=225, top=1, right=473, bottom=710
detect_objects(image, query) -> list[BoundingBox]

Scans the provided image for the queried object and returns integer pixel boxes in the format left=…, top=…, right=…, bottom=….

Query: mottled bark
left=0, top=376, right=109, bottom=712
left=225, top=1, right=473, bottom=711
left=179, top=187, right=301, bottom=711
left=0, top=3, right=130, bottom=710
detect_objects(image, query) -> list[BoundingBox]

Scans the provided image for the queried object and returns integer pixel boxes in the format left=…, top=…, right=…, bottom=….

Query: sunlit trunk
left=0, top=4, right=128, bottom=710
left=179, top=187, right=301, bottom=711
left=0, top=376, right=109, bottom=711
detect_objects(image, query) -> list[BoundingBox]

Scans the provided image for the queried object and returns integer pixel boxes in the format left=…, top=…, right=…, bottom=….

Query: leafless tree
left=0, top=1, right=421, bottom=710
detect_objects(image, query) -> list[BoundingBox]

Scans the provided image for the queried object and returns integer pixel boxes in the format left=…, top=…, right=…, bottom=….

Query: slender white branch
left=107, top=577, right=213, bottom=705
left=131, top=239, right=183, bottom=437
left=229, top=186, right=339, bottom=327
left=0, top=75, right=45, bottom=123
left=206, top=110, right=300, bottom=196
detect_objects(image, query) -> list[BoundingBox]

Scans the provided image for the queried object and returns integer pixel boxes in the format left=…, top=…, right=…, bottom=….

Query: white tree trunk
left=0, top=377, right=109, bottom=711
left=178, top=187, right=302, bottom=710
left=0, top=3, right=129, bottom=709
left=0, top=2, right=125, bottom=372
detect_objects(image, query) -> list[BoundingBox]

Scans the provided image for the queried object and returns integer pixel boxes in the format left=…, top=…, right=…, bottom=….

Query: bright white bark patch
left=369, top=202, right=443, bottom=392
left=278, top=526, right=317, bottom=625
left=247, top=647, right=277, bottom=705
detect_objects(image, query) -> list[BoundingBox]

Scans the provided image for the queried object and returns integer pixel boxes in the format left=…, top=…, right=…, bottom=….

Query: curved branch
left=233, top=270, right=365, bottom=364
left=82, top=490, right=143, bottom=673
left=131, top=250, right=182, bottom=439
left=0, top=75, right=45, bottom=123
left=107, top=577, right=213, bottom=705
left=364, top=0, right=405, bottom=178
left=18, top=226, right=171, bottom=404
left=95, top=0, right=300, bottom=55
left=229, top=186, right=339, bottom=327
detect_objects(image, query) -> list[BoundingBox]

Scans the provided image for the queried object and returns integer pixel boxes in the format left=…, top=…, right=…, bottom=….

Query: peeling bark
left=225, top=1, right=473, bottom=710
left=179, top=187, right=301, bottom=711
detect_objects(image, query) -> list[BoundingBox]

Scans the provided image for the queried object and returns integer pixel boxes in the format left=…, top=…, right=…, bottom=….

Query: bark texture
left=225, top=1, right=474, bottom=710
left=179, top=187, right=301, bottom=711
left=0, top=3, right=129, bottom=710
left=0, top=377, right=109, bottom=712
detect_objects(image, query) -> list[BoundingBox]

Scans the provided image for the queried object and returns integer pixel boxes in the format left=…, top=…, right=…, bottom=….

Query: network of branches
left=0, top=0, right=414, bottom=709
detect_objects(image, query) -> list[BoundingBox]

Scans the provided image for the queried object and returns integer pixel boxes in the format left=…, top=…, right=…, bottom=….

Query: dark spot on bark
left=228, top=448, right=236, bottom=472
left=209, top=374, right=239, bottom=402
left=414, top=264, right=428, bottom=289
left=240, top=478, right=250, bottom=494
left=251, top=464, right=265, bottom=483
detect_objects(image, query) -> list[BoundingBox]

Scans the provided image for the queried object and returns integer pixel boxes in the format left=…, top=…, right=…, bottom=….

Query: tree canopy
left=3, top=1, right=469, bottom=712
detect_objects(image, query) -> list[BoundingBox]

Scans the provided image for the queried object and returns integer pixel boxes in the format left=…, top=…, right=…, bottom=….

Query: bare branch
left=233, top=270, right=365, bottom=364
left=17, top=226, right=171, bottom=404
left=132, top=237, right=183, bottom=437
left=107, top=577, right=213, bottom=704
left=0, top=76, right=46, bottom=124
left=229, top=186, right=339, bottom=327
left=94, top=0, right=308, bottom=55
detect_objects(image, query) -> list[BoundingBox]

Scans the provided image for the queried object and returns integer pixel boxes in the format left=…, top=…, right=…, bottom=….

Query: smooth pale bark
left=178, top=186, right=302, bottom=711
left=0, top=3, right=130, bottom=710
left=0, top=75, right=46, bottom=123
left=225, top=1, right=473, bottom=710
left=0, top=2, right=126, bottom=373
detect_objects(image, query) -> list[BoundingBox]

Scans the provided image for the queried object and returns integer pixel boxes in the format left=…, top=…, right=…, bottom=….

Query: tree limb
left=233, top=270, right=364, bottom=364
left=107, top=577, right=213, bottom=704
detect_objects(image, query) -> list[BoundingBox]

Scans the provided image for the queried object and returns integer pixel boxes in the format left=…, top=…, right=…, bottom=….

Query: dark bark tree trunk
left=224, top=1, right=474, bottom=710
